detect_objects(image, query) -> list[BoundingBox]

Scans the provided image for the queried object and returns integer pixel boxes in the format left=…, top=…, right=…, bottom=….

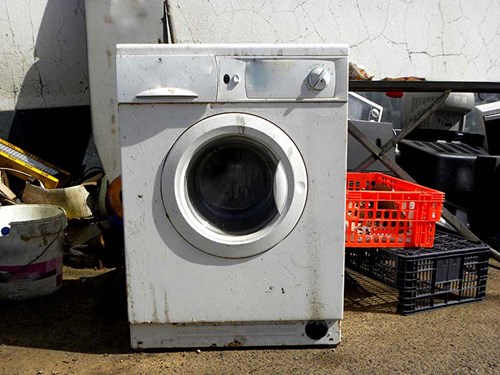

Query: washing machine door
left=161, top=113, right=308, bottom=258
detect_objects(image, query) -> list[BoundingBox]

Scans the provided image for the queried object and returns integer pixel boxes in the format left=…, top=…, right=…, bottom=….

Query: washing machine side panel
left=119, top=103, right=347, bottom=324
left=287, top=103, right=348, bottom=319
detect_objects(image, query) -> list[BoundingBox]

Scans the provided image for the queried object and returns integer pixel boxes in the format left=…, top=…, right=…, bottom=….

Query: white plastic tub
left=0, top=204, right=67, bottom=300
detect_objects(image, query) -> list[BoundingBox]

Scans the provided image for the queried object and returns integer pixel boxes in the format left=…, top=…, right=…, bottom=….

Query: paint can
left=0, top=204, right=67, bottom=300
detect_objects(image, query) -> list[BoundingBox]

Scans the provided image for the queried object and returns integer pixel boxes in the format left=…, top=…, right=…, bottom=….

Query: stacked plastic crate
left=345, top=172, right=489, bottom=314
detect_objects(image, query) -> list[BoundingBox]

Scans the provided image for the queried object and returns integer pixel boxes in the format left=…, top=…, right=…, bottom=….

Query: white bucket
left=0, top=204, right=67, bottom=300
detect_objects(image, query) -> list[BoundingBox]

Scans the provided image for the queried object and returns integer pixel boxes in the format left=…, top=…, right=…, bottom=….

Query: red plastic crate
left=345, top=172, right=445, bottom=248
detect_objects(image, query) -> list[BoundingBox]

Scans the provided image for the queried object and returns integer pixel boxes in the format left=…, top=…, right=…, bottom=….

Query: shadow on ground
left=0, top=266, right=405, bottom=354
left=344, top=270, right=399, bottom=315
left=0, top=268, right=131, bottom=354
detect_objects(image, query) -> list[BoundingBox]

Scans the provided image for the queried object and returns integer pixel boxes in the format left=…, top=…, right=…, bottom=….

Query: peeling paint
left=168, top=0, right=500, bottom=81
left=1, top=0, right=498, bottom=113
left=0, top=0, right=89, bottom=111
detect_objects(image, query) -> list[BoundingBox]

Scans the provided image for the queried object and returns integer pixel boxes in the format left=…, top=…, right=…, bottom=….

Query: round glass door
left=161, top=113, right=307, bottom=258
left=187, top=137, right=280, bottom=235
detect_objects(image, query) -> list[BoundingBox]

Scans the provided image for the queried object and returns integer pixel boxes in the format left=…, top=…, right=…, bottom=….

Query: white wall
left=1, top=0, right=499, bottom=113
left=0, top=0, right=88, bottom=111
left=169, top=0, right=500, bottom=81
left=1, top=0, right=499, bottom=179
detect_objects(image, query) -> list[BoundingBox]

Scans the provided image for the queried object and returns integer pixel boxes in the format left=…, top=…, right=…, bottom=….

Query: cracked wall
left=0, top=0, right=89, bottom=111
left=168, top=0, right=500, bottom=81
left=1, top=0, right=498, bottom=114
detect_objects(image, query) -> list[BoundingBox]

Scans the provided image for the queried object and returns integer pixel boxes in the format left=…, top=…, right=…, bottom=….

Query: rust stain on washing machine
left=225, top=338, right=246, bottom=347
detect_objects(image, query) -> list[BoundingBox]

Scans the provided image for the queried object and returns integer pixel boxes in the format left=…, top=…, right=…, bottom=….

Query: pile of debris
left=0, top=137, right=124, bottom=270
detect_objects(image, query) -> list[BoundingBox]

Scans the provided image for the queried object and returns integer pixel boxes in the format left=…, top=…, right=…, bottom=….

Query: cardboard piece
left=22, top=182, right=96, bottom=219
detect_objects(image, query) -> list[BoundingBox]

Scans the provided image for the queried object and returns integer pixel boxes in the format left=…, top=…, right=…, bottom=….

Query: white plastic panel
left=116, top=44, right=348, bottom=104
left=116, top=55, right=217, bottom=103
left=245, top=59, right=335, bottom=99
left=86, top=0, right=165, bottom=181
left=130, top=321, right=340, bottom=349
left=216, top=56, right=347, bottom=102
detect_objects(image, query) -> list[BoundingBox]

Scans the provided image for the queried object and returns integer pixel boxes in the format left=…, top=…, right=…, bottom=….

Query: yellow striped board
left=0, top=138, right=70, bottom=189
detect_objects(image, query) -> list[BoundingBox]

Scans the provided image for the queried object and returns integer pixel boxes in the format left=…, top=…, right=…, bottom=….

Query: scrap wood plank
left=0, top=180, right=16, bottom=201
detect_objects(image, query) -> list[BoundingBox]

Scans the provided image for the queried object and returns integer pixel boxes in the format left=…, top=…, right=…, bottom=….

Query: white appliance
left=401, top=92, right=475, bottom=131
left=116, top=44, right=349, bottom=349
left=475, top=100, right=500, bottom=155
left=347, top=120, right=395, bottom=172
left=348, top=92, right=383, bottom=122
left=85, top=0, right=166, bottom=182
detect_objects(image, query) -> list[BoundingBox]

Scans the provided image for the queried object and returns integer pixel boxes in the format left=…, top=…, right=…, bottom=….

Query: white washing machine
left=116, top=44, right=348, bottom=349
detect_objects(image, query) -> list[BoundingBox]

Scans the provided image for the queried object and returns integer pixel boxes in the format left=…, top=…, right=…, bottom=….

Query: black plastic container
left=397, top=139, right=489, bottom=192
left=345, top=229, right=489, bottom=315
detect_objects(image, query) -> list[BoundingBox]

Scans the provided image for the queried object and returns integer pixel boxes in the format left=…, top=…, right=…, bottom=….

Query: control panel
left=116, top=49, right=348, bottom=104
left=216, top=56, right=347, bottom=102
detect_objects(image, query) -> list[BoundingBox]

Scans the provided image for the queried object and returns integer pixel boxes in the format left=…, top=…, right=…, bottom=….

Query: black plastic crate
left=345, top=229, right=489, bottom=315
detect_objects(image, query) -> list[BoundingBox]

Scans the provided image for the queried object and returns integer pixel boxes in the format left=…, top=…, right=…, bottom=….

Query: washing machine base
left=130, top=320, right=341, bottom=349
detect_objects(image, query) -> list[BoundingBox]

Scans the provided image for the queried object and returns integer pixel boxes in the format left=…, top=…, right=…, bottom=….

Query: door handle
left=136, top=88, right=198, bottom=98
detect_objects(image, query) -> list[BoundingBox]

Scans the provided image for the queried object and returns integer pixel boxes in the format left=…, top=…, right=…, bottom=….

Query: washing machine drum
left=161, top=113, right=308, bottom=259
left=187, top=137, right=279, bottom=234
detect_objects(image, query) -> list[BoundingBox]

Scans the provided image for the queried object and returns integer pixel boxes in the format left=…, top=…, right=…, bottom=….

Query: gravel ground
left=0, top=260, right=499, bottom=375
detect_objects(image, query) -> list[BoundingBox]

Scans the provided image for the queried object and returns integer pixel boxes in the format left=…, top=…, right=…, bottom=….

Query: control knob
left=308, top=68, right=331, bottom=91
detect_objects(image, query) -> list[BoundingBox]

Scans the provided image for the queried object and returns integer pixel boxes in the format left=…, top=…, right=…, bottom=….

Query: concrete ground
left=0, top=259, right=499, bottom=375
